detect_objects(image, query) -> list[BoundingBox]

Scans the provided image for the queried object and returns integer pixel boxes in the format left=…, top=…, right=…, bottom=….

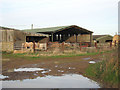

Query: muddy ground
left=1, top=52, right=107, bottom=82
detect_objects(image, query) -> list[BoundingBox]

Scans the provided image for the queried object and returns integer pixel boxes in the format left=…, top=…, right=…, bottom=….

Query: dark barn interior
left=26, top=36, right=47, bottom=42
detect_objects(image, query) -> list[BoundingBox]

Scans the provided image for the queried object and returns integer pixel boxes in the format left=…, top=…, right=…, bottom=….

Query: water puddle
left=83, top=57, right=91, bottom=60
left=14, top=68, right=44, bottom=72
left=2, top=74, right=100, bottom=88
left=0, top=74, right=9, bottom=79
left=58, top=70, right=64, bottom=72
left=68, top=67, right=75, bottom=69
left=55, top=65, right=58, bottom=67
left=41, top=70, right=51, bottom=74
left=89, top=61, right=96, bottom=64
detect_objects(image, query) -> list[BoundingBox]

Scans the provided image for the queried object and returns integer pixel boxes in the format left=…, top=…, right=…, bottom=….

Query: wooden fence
left=13, top=41, right=114, bottom=53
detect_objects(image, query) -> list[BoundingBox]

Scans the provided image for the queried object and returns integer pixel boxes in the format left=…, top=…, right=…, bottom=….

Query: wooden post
left=33, top=41, right=35, bottom=53
left=62, top=42, right=64, bottom=52
left=76, top=34, right=78, bottom=43
left=114, top=40, right=116, bottom=46
left=110, top=42, right=112, bottom=48
left=61, top=34, right=63, bottom=42
left=58, top=34, right=60, bottom=42
left=95, top=42, right=97, bottom=48
left=51, top=33, right=53, bottom=42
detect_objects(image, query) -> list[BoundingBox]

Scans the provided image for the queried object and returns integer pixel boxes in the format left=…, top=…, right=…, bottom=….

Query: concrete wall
left=1, top=42, right=14, bottom=51
left=1, top=29, right=26, bottom=51
left=1, top=30, right=14, bottom=51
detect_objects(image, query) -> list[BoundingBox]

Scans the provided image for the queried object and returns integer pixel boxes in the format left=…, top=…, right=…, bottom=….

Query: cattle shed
left=23, top=25, right=93, bottom=46
left=93, top=35, right=113, bottom=43
left=0, top=26, right=48, bottom=52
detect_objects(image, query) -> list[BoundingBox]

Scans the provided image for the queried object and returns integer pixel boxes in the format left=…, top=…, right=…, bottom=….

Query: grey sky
left=0, top=0, right=118, bottom=35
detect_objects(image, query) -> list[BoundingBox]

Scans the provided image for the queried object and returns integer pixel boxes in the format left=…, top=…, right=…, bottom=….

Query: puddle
left=89, top=61, right=96, bottom=64
left=83, top=57, right=91, bottom=60
left=41, top=71, right=49, bottom=74
left=41, top=70, right=51, bottom=74
left=55, top=65, right=58, bottom=67
left=2, top=74, right=100, bottom=88
left=68, top=67, right=75, bottom=69
left=58, top=70, right=64, bottom=72
left=0, top=74, right=9, bottom=79
left=14, top=68, right=44, bottom=72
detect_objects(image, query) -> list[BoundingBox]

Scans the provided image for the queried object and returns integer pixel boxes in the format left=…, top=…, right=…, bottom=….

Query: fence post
left=80, top=42, right=82, bottom=51
left=33, top=41, right=35, bottom=53
left=114, top=40, right=116, bottom=47
left=62, top=42, right=64, bottom=52
left=110, top=42, right=112, bottom=48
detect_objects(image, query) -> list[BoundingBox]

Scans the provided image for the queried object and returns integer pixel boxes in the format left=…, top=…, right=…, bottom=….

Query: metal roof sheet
left=22, top=25, right=93, bottom=34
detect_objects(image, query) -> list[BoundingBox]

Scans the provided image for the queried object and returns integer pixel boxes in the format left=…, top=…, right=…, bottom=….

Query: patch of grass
left=2, top=51, right=112, bottom=60
left=85, top=51, right=119, bottom=87
left=2, top=50, right=113, bottom=60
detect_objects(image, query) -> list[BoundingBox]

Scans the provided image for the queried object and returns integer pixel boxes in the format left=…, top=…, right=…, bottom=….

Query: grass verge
left=85, top=50, right=119, bottom=88
left=2, top=50, right=113, bottom=60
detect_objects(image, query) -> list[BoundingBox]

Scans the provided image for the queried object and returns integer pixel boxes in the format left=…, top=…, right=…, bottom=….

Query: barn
left=1, top=25, right=93, bottom=52
left=23, top=25, right=93, bottom=47
left=93, top=35, right=113, bottom=43
left=0, top=26, right=48, bottom=52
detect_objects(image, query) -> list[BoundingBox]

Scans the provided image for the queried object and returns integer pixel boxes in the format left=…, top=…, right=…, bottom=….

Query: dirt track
left=2, top=53, right=104, bottom=81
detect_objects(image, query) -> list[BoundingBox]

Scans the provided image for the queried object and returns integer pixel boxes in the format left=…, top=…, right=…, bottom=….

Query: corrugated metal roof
left=93, top=35, right=113, bottom=40
left=22, top=25, right=93, bottom=34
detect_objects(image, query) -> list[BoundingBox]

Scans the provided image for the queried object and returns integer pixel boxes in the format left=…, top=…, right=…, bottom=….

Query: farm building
left=93, top=35, right=113, bottom=43
left=23, top=25, right=93, bottom=47
left=112, top=35, right=120, bottom=46
left=0, top=26, right=48, bottom=52
left=0, top=25, right=93, bottom=52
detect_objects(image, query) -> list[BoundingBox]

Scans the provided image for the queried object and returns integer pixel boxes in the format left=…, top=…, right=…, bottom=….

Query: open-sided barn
left=23, top=25, right=93, bottom=46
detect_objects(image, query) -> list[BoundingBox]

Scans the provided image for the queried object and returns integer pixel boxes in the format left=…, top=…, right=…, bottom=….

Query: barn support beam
left=65, top=34, right=68, bottom=41
left=76, top=34, right=78, bottom=43
left=61, top=34, right=63, bottom=42
left=53, top=34, right=56, bottom=41
left=58, top=34, right=60, bottom=41
left=51, top=33, right=53, bottom=42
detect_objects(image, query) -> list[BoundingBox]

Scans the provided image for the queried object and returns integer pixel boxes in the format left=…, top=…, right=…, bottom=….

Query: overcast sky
left=0, top=0, right=118, bottom=35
